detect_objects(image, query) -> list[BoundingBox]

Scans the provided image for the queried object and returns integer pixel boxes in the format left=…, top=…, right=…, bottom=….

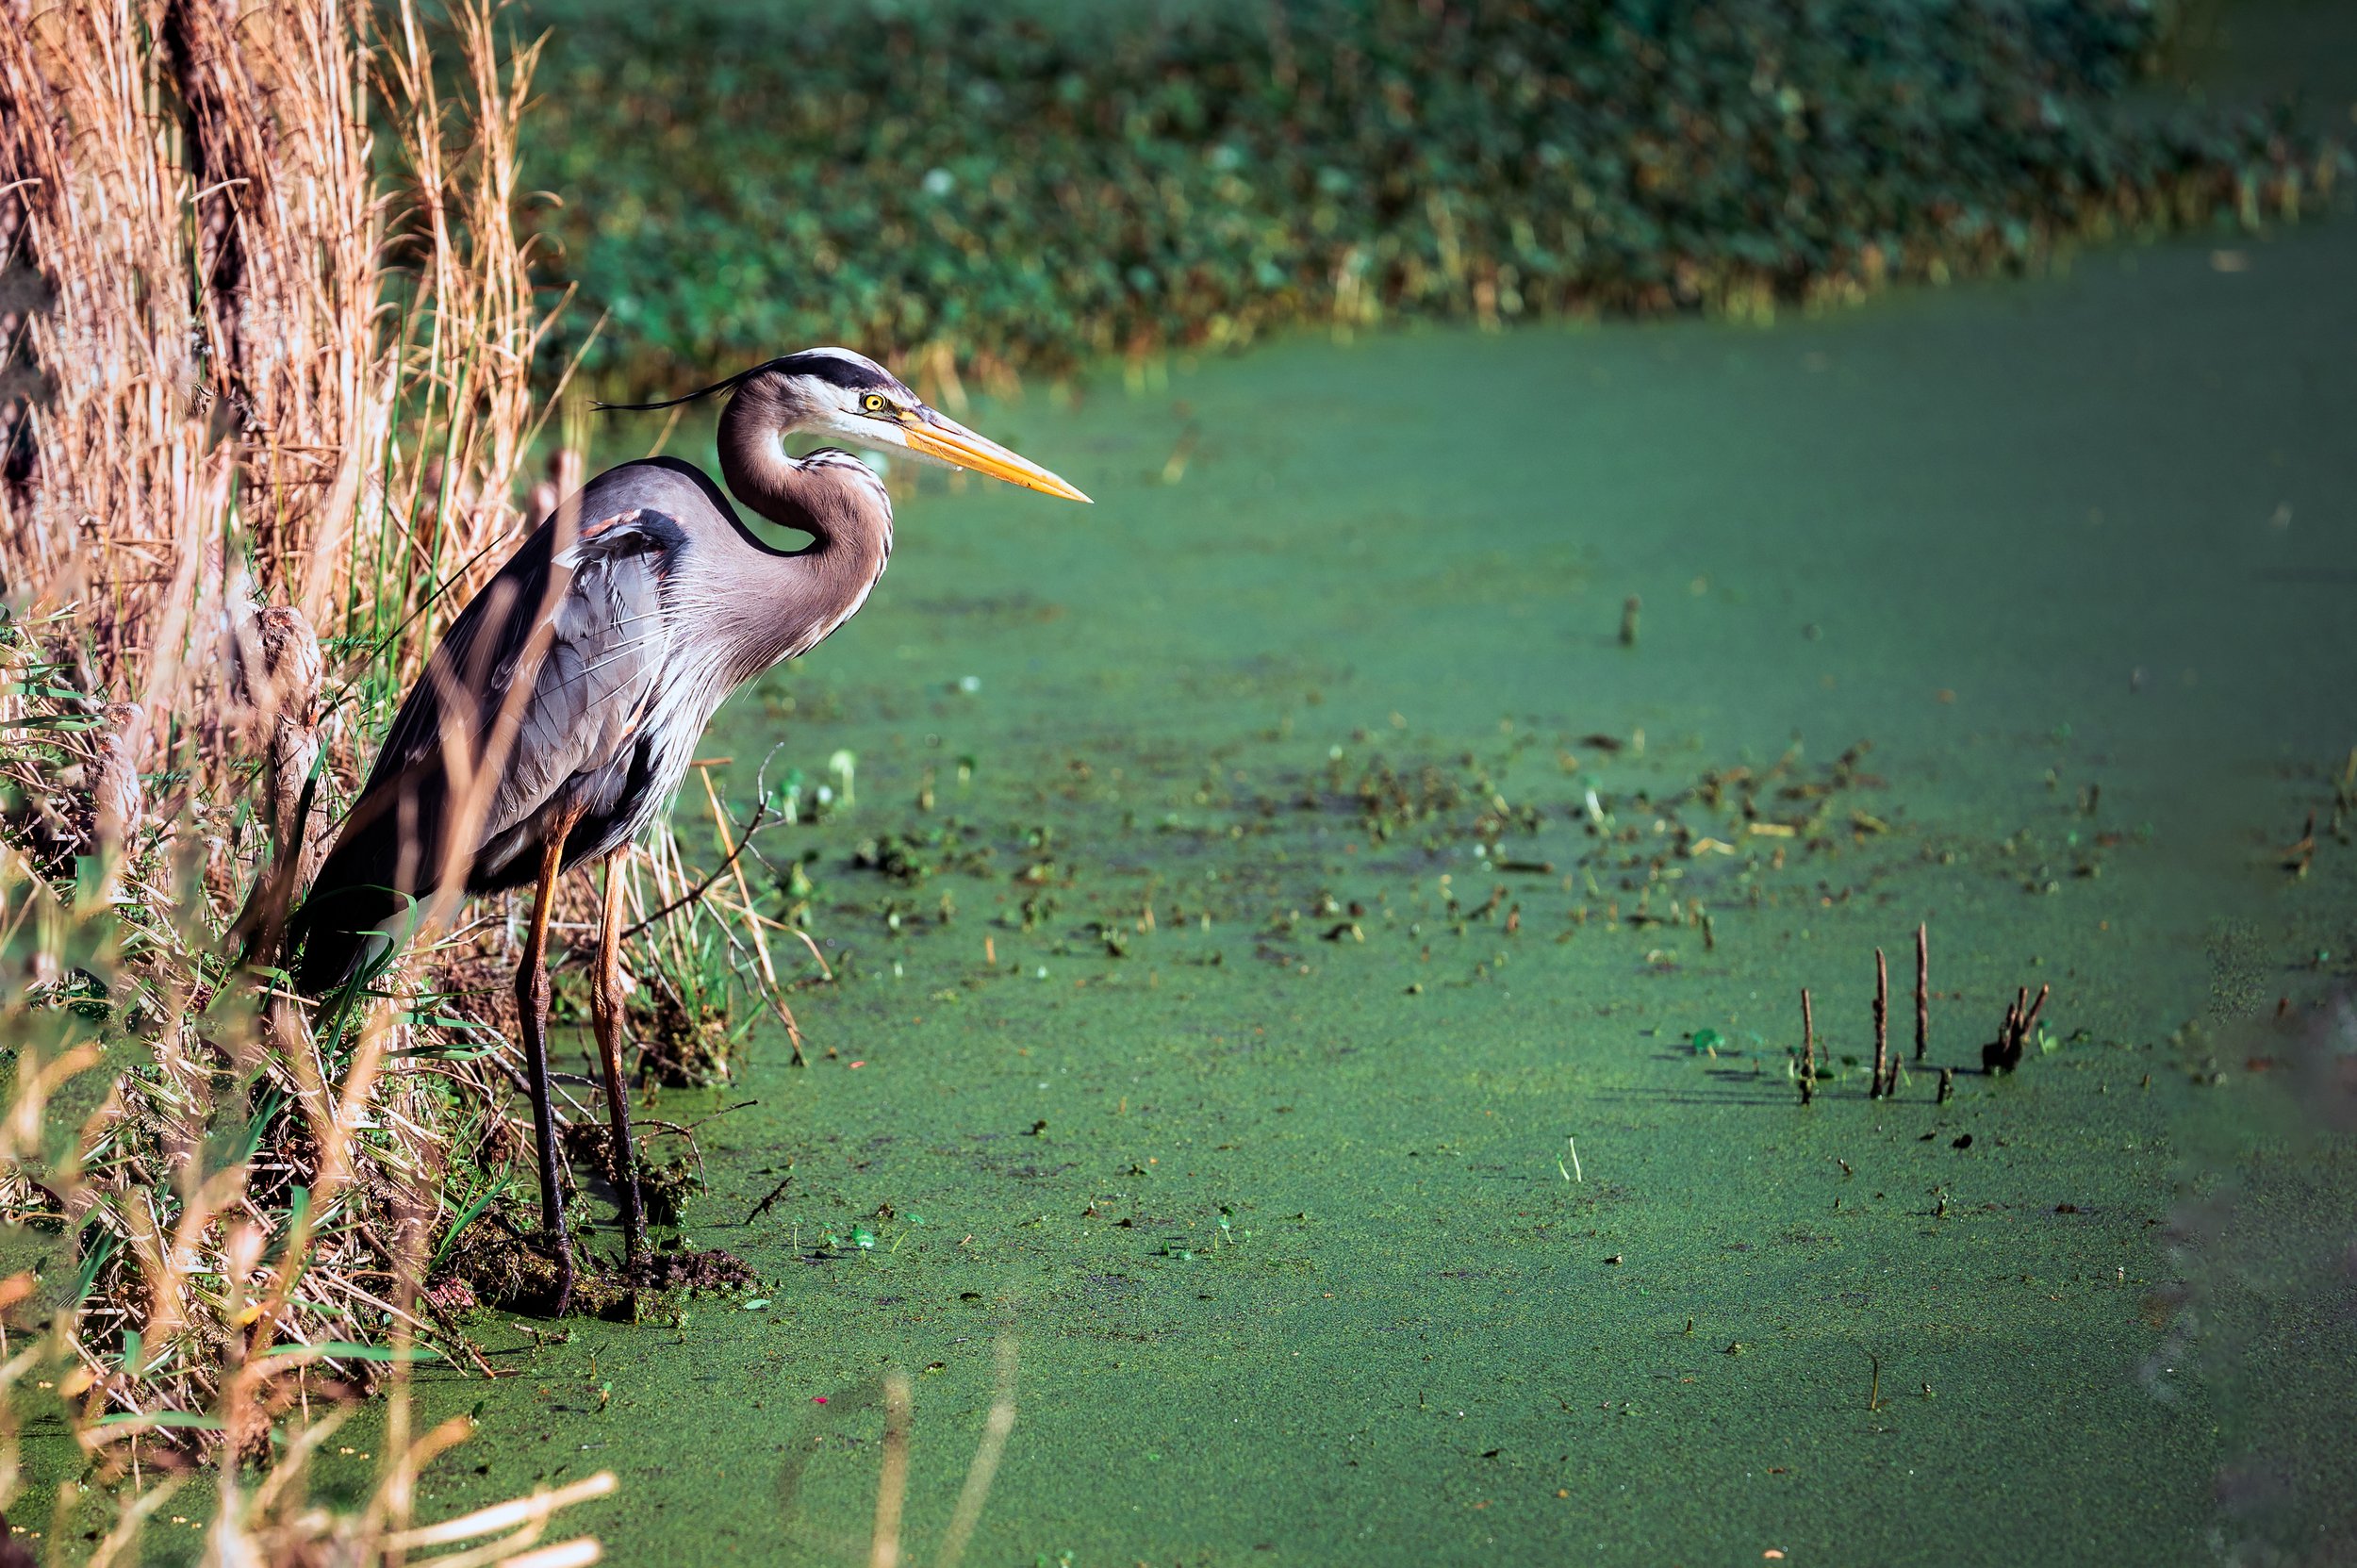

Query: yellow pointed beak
left=904, top=412, right=1092, bottom=503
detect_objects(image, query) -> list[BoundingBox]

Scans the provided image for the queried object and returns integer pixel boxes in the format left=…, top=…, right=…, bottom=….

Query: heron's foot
left=545, top=1230, right=577, bottom=1318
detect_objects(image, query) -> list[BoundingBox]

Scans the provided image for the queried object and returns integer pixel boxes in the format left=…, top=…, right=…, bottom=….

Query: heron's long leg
left=517, top=833, right=575, bottom=1315
left=592, top=853, right=647, bottom=1271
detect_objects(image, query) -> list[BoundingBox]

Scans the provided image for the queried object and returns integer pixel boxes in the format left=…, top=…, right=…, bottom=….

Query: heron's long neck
left=713, top=395, right=894, bottom=681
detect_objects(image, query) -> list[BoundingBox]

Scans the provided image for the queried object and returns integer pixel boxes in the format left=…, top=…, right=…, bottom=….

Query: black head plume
left=594, top=349, right=902, bottom=413
left=592, top=360, right=777, bottom=414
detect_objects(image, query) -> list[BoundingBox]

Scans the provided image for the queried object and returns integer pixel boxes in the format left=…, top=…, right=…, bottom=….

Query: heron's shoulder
left=573, top=458, right=738, bottom=530
left=554, top=506, right=688, bottom=570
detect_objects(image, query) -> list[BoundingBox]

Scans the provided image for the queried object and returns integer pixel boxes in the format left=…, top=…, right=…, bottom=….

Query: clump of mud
left=425, top=1193, right=754, bottom=1321
left=639, top=1151, right=703, bottom=1228
left=429, top=1204, right=567, bottom=1315
left=628, top=975, right=734, bottom=1087
left=556, top=1120, right=702, bottom=1227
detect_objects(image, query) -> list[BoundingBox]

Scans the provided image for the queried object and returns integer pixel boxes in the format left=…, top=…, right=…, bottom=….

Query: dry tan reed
left=0, top=6, right=634, bottom=1560
left=0, top=0, right=580, bottom=799
left=0, top=0, right=841, bottom=1557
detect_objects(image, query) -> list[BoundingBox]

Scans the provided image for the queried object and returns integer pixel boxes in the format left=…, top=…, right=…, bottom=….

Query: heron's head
left=601, top=348, right=1090, bottom=503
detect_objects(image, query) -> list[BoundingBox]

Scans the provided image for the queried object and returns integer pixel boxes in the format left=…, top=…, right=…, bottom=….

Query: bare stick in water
left=1799, top=987, right=1818, bottom=1105
left=1914, top=923, right=1930, bottom=1062
left=1871, top=948, right=1889, bottom=1098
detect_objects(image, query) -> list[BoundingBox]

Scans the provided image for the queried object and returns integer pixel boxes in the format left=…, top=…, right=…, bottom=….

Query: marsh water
left=30, top=17, right=2355, bottom=1550
left=253, top=190, right=2357, bottom=1567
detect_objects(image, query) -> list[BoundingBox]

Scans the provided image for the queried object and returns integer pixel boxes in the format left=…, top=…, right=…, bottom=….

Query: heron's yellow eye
left=862, top=392, right=891, bottom=415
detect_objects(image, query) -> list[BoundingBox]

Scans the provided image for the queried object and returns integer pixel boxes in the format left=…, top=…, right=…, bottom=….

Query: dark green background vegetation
left=515, top=0, right=2343, bottom=393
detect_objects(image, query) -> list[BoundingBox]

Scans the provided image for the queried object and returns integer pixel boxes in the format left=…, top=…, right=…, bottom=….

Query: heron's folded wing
left=481, top=511, right=684, bottom=843
left=362, top=506, right=680, bottom=848
left=291, top=506, right=682, bottom=982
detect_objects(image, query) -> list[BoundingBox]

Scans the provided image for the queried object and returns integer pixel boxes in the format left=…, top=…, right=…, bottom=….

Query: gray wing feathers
left=484, top=531, right=670, bottom=847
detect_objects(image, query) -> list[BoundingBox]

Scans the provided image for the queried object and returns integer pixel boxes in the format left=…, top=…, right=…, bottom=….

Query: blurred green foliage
left=516, top=0, right=2344, bottom=392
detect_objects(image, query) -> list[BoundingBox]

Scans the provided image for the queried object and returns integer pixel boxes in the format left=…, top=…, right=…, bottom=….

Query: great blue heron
left=286, top=348, right=1087, bottom=1311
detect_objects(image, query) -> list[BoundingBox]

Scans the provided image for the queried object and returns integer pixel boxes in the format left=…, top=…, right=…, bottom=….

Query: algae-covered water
left=29, top=94, right=2350, bottom=1560
left=275, top=204, right=2353, bottom=1566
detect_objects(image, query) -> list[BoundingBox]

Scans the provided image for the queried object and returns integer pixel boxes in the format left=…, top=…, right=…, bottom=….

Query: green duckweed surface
left=323, top=204, right=2357, bottom=1563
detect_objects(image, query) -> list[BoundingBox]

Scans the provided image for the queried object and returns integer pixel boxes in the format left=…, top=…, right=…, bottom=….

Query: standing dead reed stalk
left=1871, top=947, right=1890, bottom=1098
left=1983, top=983, right=2052, bottom=1075
left=1797, top=986, right=1818, bottom=1105
left=934, top=1335, right=1019, bottom=1568
left=1914, top=923, right=1929, bottom=1063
